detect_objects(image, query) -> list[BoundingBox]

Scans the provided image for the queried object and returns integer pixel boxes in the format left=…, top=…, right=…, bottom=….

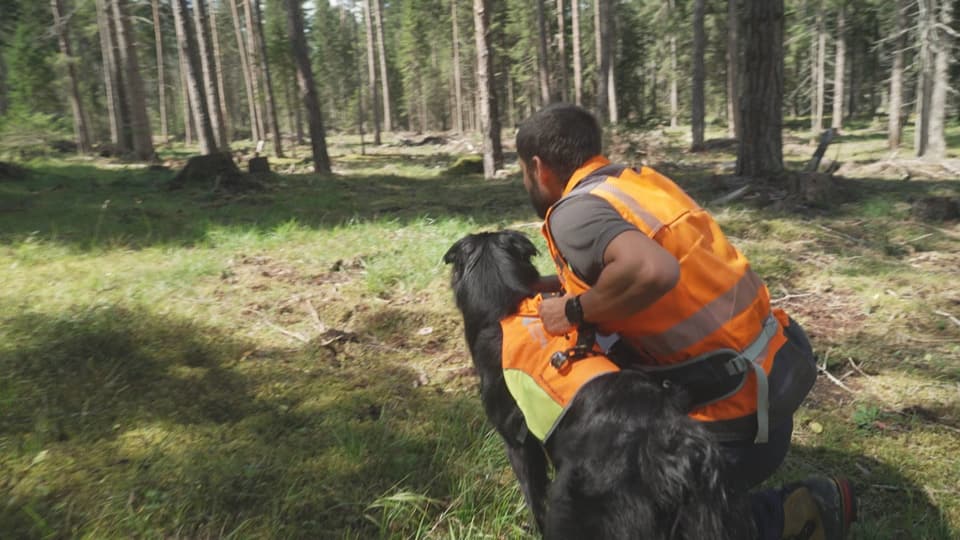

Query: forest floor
left=1, top=122, right=958, bottom=539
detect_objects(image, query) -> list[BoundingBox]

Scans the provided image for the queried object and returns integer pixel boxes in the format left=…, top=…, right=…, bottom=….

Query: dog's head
left=443, top=230, right=541, bottom=323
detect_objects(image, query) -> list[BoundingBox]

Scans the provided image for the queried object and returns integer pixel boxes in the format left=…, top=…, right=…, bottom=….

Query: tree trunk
left=927, top=0, right=953, bottom=158
left=209, top=4, right=232, bottom=141
left=451, top=0, right=464, bottom=133
left=556, top=0, right=568, bottom=102
left=51, top=0, right=91, bottom=154
left=229, top=0, right=260, bottom=142
left=151, top=0, right=168, bottom=144
left=373, top=0, right=392, bottom=131
left=112, top=0, right=154, bottom=160
left=691, top=0, right=706, bottom=150
left=736, top=0, right=784, bottom=178
left=537, top=0, right=551, bottom=106
left=178, top=32, right=194, bottom=145
left=813, top=0, right=825, bottom=132
left=887, top=0, right=905, bottom=149
left=594, top=0, right=608, bottom=119
left=669, top=0, right=678, bottom=128
left=831, top=2, right=845, bottom=131
left=284, top=0, right=331, bottom=174
left=252, top=0, right=283, bottom=157
left=726, top=0, right=741, bottom=138
left=364, top=0, right=382, bottom=142
left=914, top=0, right=935, bottom=157
left=172, top=0, right=217, bottom=155
left=572, top=0, right=583, bottom=106
left=194, top=0, right=229, bottom=151
left=243, top=0, right=265, bottom=144
left=473, top=0, right=502, bottom=178
left=95, top=0, right=125, bottom=149
left=605, top=2, right=618, bottom=123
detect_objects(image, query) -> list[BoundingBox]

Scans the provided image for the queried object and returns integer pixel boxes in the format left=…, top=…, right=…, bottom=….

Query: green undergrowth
left=1, top=131, right=958, bottom=538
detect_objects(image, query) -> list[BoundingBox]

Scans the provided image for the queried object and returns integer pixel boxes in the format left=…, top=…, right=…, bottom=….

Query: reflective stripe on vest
left=501, top=296, right=619, bottom=441
left=541, top=157, right=787, bottom=441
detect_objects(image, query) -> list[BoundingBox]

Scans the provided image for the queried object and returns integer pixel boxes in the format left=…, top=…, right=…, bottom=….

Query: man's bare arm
left=539, top=230, right=679, bottom=334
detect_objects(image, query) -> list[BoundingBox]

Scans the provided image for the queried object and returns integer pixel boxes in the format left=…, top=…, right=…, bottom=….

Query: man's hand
left=539, top=295, right=575, bottom=335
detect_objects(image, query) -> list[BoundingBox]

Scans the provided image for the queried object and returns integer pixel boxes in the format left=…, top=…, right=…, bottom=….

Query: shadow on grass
left=775, top=445, right=956, bottom=540
left=0, top=161, right=533, bottom=251
left=0, top=304, right=504, bottom=538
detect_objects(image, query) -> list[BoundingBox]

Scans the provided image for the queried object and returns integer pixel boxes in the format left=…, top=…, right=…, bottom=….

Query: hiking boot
left=781, top=476, right=857, bottom=540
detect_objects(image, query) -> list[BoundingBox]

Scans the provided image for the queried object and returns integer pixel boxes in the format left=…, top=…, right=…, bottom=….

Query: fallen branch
left=815, top=224, right=864, bottom=245
left=818, top=364, right=857, bottom=394
left=771, top=292, right=816, bottom=304
left=304, top=299, right=327, bottom=332
left=263, top=319, right=309, bottom=343
left=933, top=310, right=960, bottom=329
left=710, top=185, right=751, bottom=206
left=847, top=357, right=872, bottom=379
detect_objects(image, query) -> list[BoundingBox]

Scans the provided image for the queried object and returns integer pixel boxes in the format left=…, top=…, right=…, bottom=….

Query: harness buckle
left=550, top=325, right=598, bottom=371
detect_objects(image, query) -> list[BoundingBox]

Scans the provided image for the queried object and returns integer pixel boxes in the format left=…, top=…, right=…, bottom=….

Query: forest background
left=0, top=0, right=958, bottom=538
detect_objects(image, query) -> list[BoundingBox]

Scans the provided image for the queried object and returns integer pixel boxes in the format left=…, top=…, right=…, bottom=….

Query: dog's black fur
left=444, top=230, right=753, bottom=539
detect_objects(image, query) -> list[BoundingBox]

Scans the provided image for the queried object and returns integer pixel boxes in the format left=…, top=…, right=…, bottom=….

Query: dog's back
left=545, top=372, right=751, bottom=540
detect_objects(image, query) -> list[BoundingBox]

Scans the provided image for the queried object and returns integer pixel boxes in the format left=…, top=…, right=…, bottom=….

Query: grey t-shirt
left=548, top=194, right=638, bottom=286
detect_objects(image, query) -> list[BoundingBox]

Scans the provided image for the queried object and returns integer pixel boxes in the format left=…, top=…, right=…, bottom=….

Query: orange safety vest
left=500, top=295, right=620, bottom=441
left=542, top=156, right=790, bottom=442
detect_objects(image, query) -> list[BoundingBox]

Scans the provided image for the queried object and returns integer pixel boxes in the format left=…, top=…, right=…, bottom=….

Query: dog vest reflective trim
left=500, top=296, right=620, bottom=441
left=541, top=157, right=788, bottom=443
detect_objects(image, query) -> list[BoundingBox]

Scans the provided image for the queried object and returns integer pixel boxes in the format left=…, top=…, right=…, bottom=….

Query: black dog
left=444, top=230, right=752, bottom=539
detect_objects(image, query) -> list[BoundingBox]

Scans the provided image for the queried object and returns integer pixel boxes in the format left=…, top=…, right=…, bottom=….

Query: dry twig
left=933, top=310, right=960, bottom=329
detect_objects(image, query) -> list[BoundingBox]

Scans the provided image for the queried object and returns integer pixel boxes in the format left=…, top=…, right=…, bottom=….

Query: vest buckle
left=550, top=326, right=598, bottom=371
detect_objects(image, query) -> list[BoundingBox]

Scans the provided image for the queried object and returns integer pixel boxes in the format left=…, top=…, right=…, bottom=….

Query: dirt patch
left=774, top=289, right=868, bottom=345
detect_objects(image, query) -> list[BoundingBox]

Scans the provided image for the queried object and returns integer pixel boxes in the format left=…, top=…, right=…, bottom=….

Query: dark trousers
left=720, top=418, right=792, bottom=539
left=719, top=318, right=818, bottom=539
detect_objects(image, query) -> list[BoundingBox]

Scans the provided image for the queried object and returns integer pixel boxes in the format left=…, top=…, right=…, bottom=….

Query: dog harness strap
left=741, top=315, right=777, bottom=443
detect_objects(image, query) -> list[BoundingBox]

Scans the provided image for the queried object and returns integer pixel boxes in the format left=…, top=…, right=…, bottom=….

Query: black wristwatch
left=565, top=295, right=585, bottom=326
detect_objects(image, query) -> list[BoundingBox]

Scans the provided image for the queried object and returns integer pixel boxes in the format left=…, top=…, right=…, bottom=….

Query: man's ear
left=531, top=156, right=552, bottom=189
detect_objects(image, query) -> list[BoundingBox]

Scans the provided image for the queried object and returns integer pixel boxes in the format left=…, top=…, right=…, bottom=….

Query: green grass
left=1, top=128, right=959, bottom=538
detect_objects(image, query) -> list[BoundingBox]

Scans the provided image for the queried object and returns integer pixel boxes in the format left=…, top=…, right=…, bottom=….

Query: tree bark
left=572, top=0, right=583, bottom=105
left=887, top=0, right=905, bottom=149
left=51, top=0, right=91, bottom=153
left=252, top=0, right=283, bottom=156
left=172, top=0, right=217, bottom=155
left=229, top=0, right=260, bottom=141
left=112, top=0, right=154, bottom=160
left=537, top=0, right=551, bottom=106
left=605, top=2, right=618, bottom=123
left=284, top=0, right=331, bottom=174
left=691, top=0, right=706, bottom=150
left=364, top=0, right=382, bottom=142
left=736, top=0, right=784, bottom=178
left=373, top=0, right=392, bottom=132
left=177, top=30, right=194, bottom=145
left=95, top=0, right=125, bottom=149
left=556, top=0, right=568, bottom=102
left=151, top=0, right=168, bottom=144
left=194, top=0, right=229, bottom=151
left=927, top=0, right=953, bottom=158
left=669, top=0, right=678, bottom=128
left=726, top=0, right=741, bottom=139
left=209, top=4, right=232, bottom=141
left=594, top=0, right=608, bottom=119
left=831, top=2, right=845, bottom=131
left=451, top=0, right=464, bottom=133
left=914, top=0, right=935, bottom=157
left=243, top=0, right=265, bottom=144
left=473, top=0, right=502, bottom=178
left=812, top=0, right=825, bottom=132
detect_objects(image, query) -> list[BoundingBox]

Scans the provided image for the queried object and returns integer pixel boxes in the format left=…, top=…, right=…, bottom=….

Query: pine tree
left=737, top=0, right=784, bottom=177
left=284, top=0, right=331, bottom=174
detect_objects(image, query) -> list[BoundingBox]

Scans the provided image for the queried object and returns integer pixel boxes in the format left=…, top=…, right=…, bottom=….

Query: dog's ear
left=500, top=230, right=538, bottom=262
left=444, top=234, right=474, bottom=265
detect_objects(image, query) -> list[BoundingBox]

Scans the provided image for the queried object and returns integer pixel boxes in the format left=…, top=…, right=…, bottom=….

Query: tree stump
left=0, top=161, right=28, bottom=181
left=912, top=197, right=960, bottom=222
left=168, top=153, right=242, bottom=190
left=248, top=157, right=270, bottom=174
left=788, top=171, right=837, bottom=207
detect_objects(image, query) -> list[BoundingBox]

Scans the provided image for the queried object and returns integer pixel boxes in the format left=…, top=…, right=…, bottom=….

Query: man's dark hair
left=516, top=104, right=602, bottom=185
